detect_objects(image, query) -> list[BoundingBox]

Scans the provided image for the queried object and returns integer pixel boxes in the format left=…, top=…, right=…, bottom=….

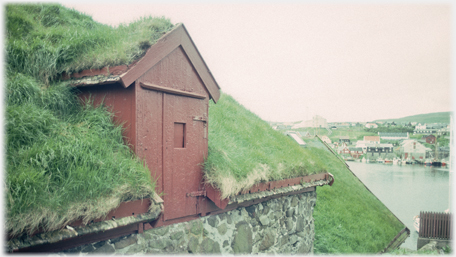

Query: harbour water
left=348, top=161, right=451, bottom=250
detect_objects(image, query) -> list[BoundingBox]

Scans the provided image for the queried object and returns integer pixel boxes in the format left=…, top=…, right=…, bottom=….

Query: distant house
left=363, top=136, right=380, bottom=144
left=355, top=140, right=369, bottom=153
left=320, top=135, right=332, bottom=144
left=422, top=135, right=436, bottom=144
left=338, top=145, right=350, bottom=155
left=399, top=140, right=431, bottom=160
left=300, top=131, right=313, bottom=138
left=413, top=123, right=448, bottom=135
left=339, top=136, right=350, bottom=144
left=349, top=147, right=363, bottom=158
left=287, top=132, right=306, bottom=148
left=292, top=115, right=327, bottom=129
left=378, top=132, right=409, bottom=140
left=366, top=143, right=394, bottom=156
left=365, top=123, right=378, bottom=129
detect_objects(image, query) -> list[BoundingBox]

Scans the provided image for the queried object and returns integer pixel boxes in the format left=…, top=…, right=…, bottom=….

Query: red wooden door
left=163, top=93, right=207, bottom=221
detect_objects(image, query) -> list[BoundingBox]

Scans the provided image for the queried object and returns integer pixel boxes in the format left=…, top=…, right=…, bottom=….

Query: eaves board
left=120, top=23, right=220, bottom=103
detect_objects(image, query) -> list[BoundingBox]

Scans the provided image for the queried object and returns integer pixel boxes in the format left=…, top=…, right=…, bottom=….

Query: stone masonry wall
left=62, top=190, right=317, bottom=254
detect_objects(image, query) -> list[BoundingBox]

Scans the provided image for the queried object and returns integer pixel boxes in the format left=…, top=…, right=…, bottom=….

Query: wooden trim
left=119, top=24, right=220, bottom=102
left=120, top=26, right=182, bottom=88
left=179, top=24, right=220, bottom=103
left=140, top=82, right=206, bottom=99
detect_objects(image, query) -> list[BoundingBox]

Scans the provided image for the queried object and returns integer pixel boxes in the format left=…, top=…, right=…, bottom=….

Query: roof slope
left=204, top=93, right=330, bottom=198
left=5, top=3, right=169, bottom=237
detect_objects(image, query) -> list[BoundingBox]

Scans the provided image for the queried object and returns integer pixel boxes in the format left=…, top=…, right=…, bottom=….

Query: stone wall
left=62, top=190, right=317, bottom=254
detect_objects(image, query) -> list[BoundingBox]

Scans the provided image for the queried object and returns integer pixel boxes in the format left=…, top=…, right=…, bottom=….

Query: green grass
left=204, top=94, right=329, bottom=198
left=6, top=72, right=156, bottom=237
left=310, top=138, right=405, bottom=253
left=204, top=96, right=405, bottom=253
left=6, top=3, right=173, bottom=84
left=5, top=3, right=172, bottom=237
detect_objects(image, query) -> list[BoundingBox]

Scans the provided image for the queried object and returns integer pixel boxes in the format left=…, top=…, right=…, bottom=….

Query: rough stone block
left=262, top=206, right=270, bottom=215
left=297, top=241, right=311, bottom=254
left=190, top=220, right=203, bottom=235
left=81, top=244, right=95, bottom=253
left=232, top=221, right=252, bottom=254
left=170, top=231, right=184, bottom=241
left=207, top=215, right=219, bottom=227
left=201, top=238, right=220, bottom=254
left=217, top=223, right=228, bottom=235
left=259, top=229, right=275, bottom=251
left=125, top=243, right=146, bottom=254
left=114, top=235, right=137, bottom=250
left=187, top=235, right=200, bottom=253
left=291, top=196, right=299, bottom=207
left=92, top=243, right=115, bottom=254
left=259, top=215, right=270, bottom=226
left=296, top=217, right=305, bottom=232
left=286, top=208, right=294, bottom=217
left=286, top=218, right=294, bottom=231
left=226, top=215, right=233, bottom=224
left=93, top=240, right=107, bottom=249
left=152, top=226, right=170, bottom=236
left=149, top=238, right=173, bottom=250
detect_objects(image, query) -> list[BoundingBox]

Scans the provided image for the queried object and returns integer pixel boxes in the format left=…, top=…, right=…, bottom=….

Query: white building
left=292, top=115, right=327, bottom=129
left=365, top=123, right=378, bottom=129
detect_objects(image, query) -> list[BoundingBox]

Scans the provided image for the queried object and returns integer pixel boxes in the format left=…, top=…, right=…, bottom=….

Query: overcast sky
left=64, top=2, right=452, bottom=123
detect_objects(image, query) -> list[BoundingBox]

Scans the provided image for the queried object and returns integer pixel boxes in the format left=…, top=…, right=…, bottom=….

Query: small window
left=174, top=123, right=185, bottom=148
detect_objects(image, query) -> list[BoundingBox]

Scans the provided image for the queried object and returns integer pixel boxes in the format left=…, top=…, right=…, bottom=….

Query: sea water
left=348, top=161, right=451, bottom=250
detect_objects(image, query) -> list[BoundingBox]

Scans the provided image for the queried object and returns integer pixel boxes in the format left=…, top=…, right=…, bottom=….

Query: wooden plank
left=140, top=82, right=206, bottom=99
left=179, top=24, right=220, bottom=103
left=120, top=25, right=182, bottom=88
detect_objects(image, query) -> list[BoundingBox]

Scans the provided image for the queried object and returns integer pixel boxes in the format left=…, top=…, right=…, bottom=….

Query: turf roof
left=204, top=94, right=329, bottom=198
left=5, top=3, right=173, bottom=237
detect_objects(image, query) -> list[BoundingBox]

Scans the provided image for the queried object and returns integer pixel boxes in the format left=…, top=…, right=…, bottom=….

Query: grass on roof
left=5, top=3, right=170, bottom=237
left=205, top=95, right=405, bottom=253
left=6, top=3, right=174, bottom=85
left=204, top=93, right=328, bottom=198
left=308, top=138, right=405, bottom=253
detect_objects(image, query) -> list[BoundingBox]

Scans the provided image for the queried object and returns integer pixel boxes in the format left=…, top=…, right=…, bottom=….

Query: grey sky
left=65, top=2, right=452, bottom=123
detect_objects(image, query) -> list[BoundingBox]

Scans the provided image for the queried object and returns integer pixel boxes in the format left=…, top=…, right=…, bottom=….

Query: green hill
left=374, top=111, right=451, bottom=124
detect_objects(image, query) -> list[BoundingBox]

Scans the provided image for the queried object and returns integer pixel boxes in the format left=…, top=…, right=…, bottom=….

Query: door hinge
left=187, top=191, right=206, bottom=197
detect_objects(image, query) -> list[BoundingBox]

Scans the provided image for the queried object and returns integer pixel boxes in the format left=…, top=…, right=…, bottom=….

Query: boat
left=392, top=158, right=402, bottom=165
left=413, top=215, right=420, bottom=233
left=441, top=159, right=447, bottom=167
left=377, top=157, right=384, bottom=164
left=432, top=142, right=442, bottom=167
left=404, top=158, right=414, bottom=164
left=344, top=156, right=355, bottom=162
left=384, top=158, right=392, bottom=164
left=424, top=159, right=432, bottom=166
left=432, top=160, right=442, bottom=167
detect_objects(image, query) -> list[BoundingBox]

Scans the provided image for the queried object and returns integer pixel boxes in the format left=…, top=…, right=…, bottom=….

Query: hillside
left=207, top=95, right=405, bottom=253
left=374, top=111, right=451, bottom=124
